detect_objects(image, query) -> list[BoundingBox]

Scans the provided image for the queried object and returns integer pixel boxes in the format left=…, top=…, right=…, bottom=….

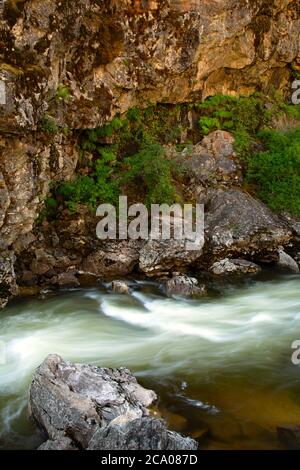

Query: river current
left=0, top=273, right=299, bottom=449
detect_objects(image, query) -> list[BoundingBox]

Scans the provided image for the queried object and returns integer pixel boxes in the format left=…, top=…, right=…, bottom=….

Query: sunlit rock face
left=0, top=0, right=299, bottom=132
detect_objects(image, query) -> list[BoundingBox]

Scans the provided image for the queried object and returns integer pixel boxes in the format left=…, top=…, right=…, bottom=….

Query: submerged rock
left=210, top=258, right=261, bottom=276
left=277, top=425, right=300, bottom=450
left=165, top=274, right=207, bottom=297
left=30, top=354, right=197, bottom=451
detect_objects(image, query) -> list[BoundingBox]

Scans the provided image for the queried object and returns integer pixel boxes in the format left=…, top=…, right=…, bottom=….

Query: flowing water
left=0, top=273, right=300, bottom=450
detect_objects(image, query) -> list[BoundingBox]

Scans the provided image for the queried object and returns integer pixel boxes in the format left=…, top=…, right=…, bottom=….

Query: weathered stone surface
left=277, top=250, right=299, bottom=273
left=210, top=258, right=261, bottom=276
left=50, top=272, right=80, bottom=289
left=82, top=241, right=141, bottom=278
left=0, top=251, right=18, bottom=308
left=88, top=415, right=198, bottom=451
left=111, top=280, right=130, bottom=294
left=201, top=189, right=292, bottom=262
left=165, top=274, right=207, bottom=297
left=1, top=0, right=299, bottom=133
left=29, top=354, right=157, bottom=448
left=174, top=130, right=241, bottom=189
left=139, top=239, right=203, bottom=277
left=38, top=437, right=77, bottom=451
left=30, top=354, right=198, bottom=451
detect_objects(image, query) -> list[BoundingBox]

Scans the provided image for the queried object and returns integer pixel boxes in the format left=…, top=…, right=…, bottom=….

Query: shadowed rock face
left=29, top=354, right=198, bottom=450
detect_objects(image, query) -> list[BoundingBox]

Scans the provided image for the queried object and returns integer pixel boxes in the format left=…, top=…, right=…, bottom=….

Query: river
left=0, top=273, right=299, bottom=449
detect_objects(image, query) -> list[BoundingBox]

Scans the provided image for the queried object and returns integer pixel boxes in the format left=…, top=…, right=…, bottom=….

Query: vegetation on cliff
left=41, top=93, right=300, bottom=219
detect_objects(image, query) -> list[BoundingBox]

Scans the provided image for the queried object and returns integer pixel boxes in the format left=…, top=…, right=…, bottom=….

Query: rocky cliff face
left=1, top=0, right=299, bottom=132
left=0, top=0, right=300, bottom=307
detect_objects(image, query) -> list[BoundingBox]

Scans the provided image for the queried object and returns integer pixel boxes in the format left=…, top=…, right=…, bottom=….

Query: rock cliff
left=0, top=0, right=299, bottom=307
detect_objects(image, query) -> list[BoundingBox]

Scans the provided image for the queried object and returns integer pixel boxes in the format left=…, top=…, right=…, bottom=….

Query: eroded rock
left=210, top=258, right=261, bottom=276
left=111, top=280, right=130, bottom=294
left=0, top=251, right=18, bottom=308
left=165, top=274, right=207, bottom=297
left=88, top=415, right=198, bottom=451
left=30, top=354, right=197, bottom=451
left=277, top=250, right=299, bottom=273
left=201, top=189, right=292, bottom=262
left=277, top=425, right=300, bottom=450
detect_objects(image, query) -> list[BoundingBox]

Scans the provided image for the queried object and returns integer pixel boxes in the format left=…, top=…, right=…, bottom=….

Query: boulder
left=277, top=250, right=299, bottom=273
left=30, top=354, right=156, bottom=449
left=139, top=239, right=203, bottom=277
left=201, top=189, right=292, bottom=262
left=30, top=355, right=198, bottom=450
left=165, top=274, right=207, bottom=297
left=88, top=415, right=198, bottom=451
left=210, top=258, right=261, bottom=275
left=82, top=241, right=141, bottom=278
left=111, top=280, right=130, bottom=294
left=50, top=272, right=80, bottom=289
left=176, top=130, right=241, bottom=188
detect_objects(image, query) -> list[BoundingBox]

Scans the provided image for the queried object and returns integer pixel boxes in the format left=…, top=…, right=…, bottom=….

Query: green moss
left=37, top=196, right=58, bottom=223
left=0, top=63, right=24, bottom=76
left=40, top=115, right=59, bottom=134
left=56, top=84, right=71, bottom=101
left=121, top=138, right=176, bottom=207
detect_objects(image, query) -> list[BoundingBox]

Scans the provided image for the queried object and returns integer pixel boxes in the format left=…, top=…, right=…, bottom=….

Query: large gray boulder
left=201, top=189, right=292, bottom=262
left=30, top=354, right=198, bottom=451
left=174, top=130, right=242, bottom=189
left=277, top=250, right=299, bottom=273
left=30, top=354, right=156, bottom=449
left=82, top=240, right=141, bottom=278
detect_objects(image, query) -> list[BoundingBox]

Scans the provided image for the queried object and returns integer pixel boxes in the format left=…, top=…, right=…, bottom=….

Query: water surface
left=0, top=274, right=300, bottom=449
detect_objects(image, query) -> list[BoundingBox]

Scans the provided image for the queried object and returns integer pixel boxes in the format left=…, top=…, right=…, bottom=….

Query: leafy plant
left=122, top=139, right=176, bottom=206
left=40, top=115, right=59, bottom=134
left=246, top=127, right=300, bottom=215
left=57, top=147, right=119, bottom=211
left=56, top=84, right=71, bottom=101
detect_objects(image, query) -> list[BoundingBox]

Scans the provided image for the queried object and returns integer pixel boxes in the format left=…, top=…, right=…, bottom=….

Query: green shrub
left=37, top=196, right=58, bottom=223
left=40, top=115, right=59, bottom=134
left=246, top=127, right=300, bottom=215
left=56, top=84, right=71, bottom=101
left=197, top=94, right=272, bottom=158
left=122, top=139, right=176, bottom=206
left=57, top=147, right=120, bottom=211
